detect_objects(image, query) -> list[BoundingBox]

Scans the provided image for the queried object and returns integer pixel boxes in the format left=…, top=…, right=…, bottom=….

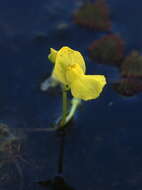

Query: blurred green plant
left=112, top=51, right=142, bottom=96
left=88, top=34, right=124, bottom=65
left=74, top=0, right=111, bottom=31
left=121, top=51, right=142, bottom=78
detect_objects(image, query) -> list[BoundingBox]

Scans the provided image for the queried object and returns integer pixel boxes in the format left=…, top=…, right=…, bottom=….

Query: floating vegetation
left=74, top=0, right=111, bottom=31
left=88, top=34, right=124, bottom=65
left=112, top=78, right=142, bottom=96
left=121, top=51, right=142, bottom=78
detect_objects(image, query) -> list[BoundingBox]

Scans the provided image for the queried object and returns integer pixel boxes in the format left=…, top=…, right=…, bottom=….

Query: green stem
left=60, top=85, right=68, bottom=127
left=65, top=98, right=81, bottom=125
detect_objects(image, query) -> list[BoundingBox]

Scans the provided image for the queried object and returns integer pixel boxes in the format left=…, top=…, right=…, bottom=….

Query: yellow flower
left=48, top=46, right=106, bottom=101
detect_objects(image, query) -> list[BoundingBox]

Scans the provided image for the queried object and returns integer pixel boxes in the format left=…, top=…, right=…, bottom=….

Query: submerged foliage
left=0, top=123, right=24, bottom=186
left=48, top=46, right=106, bottom=101
left=74, top=0, right=111, bottom=31
left=112, top=51, right=142, bottom=96
left=121, top=51, right=142, bottom=78
left=88, top=34, right=124, bottom=65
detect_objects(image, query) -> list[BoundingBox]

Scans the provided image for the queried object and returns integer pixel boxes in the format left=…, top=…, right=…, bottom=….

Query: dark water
left=0, top=0, right=142, bottom=189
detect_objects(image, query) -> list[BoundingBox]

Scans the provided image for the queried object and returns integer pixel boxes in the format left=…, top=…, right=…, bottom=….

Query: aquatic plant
left=0, top=124, right=25, bottom=188
left=112, top=51, right=142, bottom=96
left=121, top=51, right=142, bottom=78
left=74, top=0, right=111, bottom=31
left=0, top=124, right=20, bottom=157
left=38, top=47, right=106, bottom=187
left=88, top=34, right=124, bottom=65
left=46, top=46, right=106, bottom=128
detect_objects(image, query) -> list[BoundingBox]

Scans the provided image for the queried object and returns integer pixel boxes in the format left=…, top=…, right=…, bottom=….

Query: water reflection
left=38, top=128, right=75, bottom=190
left=38, top=176, right=75, bottom=190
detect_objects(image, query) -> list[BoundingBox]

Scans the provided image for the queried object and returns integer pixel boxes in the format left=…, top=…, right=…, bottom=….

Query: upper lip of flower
left=50, top=46, right=86, bottom=85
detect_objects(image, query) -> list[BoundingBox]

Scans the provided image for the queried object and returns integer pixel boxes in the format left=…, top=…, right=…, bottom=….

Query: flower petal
left=48, top=48, right=57, bottom=64
left=66, top=63, right=84, bottom=85
left=52, top=46, right=86, bottom=84
left=70, top=75, right=106, bottom=101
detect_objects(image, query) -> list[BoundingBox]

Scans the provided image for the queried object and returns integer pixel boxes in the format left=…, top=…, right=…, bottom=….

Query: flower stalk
left=60, top=85, right=68, bottom=128
left=65, top=98, right=81, bottom=125
left=60, top=87, right=81, bottom=128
